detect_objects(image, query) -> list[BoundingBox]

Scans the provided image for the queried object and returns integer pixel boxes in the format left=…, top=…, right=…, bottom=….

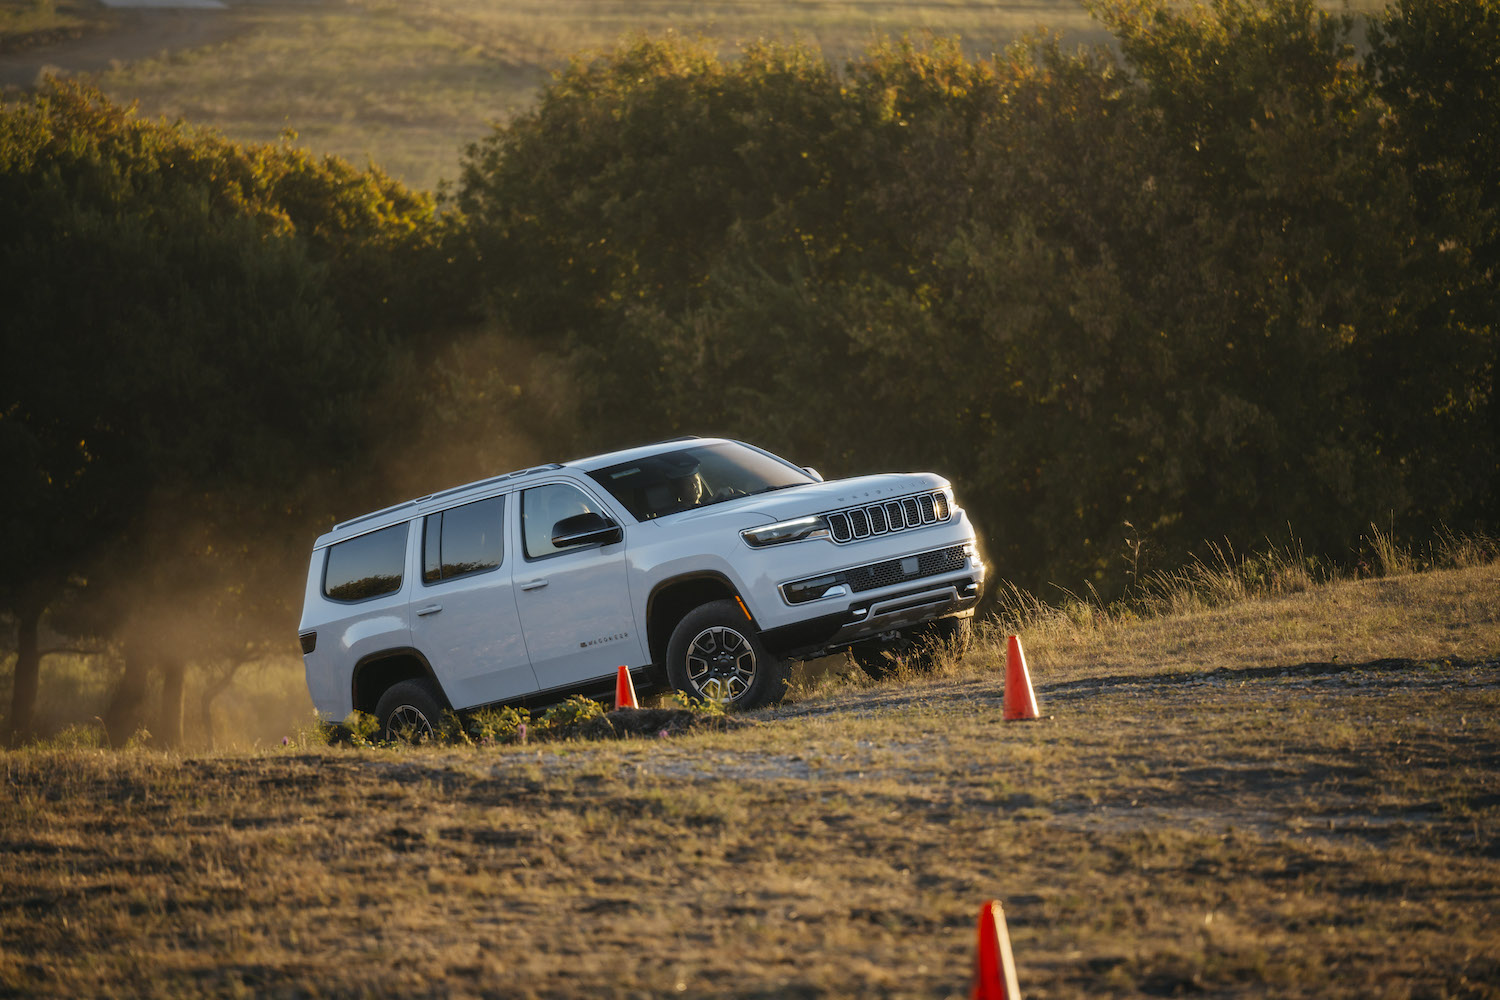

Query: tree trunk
left=159, top=654, right=185, bottom=749
left=7, top=598, right=43, bottom=748
left=195, top=663, right=243, bottom=752
left=196, top=690, right=216, bottom=752
left=103, top=641, right=152, bottom=747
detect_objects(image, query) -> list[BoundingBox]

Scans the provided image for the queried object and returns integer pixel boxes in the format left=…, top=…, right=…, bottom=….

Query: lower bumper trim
left=760, top=577, right=983, bottom=660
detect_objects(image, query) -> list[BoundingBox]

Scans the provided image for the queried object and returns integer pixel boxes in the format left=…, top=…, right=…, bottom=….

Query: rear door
left=411, top=494, right=539, bottom=708
left=513, top=480, right=645, bottom=690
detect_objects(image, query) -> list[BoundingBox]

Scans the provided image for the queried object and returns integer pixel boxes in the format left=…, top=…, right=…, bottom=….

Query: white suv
left=297, top=438, right=985, bottom=737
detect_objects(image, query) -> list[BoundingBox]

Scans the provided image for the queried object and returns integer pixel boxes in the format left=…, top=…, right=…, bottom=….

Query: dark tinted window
left=423, top=495, right=504, bottom=584
left=324, top=523, right=408, bottom=602
left=588, top=442, right=814, bottom=521
left=422, top=516, right=443, bottom=584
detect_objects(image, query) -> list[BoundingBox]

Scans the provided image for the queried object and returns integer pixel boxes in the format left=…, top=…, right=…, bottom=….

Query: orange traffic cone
left=1003, top=635, right=1040, bottom=721
left=972, top=899, right=1023, bottom=1000
left=614, top=665, right=639, bottom=710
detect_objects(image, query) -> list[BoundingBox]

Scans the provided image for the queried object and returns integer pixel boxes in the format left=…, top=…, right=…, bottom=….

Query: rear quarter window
left=423, top=495, right=505, bottom=584
left=323, top=523, right=409, bottom=602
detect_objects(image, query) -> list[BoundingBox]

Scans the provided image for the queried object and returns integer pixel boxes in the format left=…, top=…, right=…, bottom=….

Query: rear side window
left=423, top=495, right=505, bottom=584
left=323, top=523, right=409, bottom=602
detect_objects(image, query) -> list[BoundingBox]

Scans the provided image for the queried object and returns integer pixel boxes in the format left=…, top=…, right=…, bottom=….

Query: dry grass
left=16, top=0, right=1382, bottom=191
left=4, top=558, right=1498, bottom=998
left=0, top=0, right=120, bottom=51
left=74, top=0, right=1112, bottom=192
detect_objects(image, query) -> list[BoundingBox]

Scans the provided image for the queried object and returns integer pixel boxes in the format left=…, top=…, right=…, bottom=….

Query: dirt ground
left=3, top=648, right=1497, bottom=998
left=3, top=559, right=1497, bottom=997
left=0, top=3, right=240, bottom=89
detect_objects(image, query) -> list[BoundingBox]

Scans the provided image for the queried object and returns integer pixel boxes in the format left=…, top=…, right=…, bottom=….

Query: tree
left=0, top=83, right=439, bottom=745
left=1369, top=0, right=1500, bottom=525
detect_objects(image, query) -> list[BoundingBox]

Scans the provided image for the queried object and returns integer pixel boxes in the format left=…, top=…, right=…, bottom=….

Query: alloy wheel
left=685, top=625, right=757, bottom=704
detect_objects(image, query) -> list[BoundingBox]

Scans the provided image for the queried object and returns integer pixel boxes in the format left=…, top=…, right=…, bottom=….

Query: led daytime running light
left=741, top=516, right=830, bottom=547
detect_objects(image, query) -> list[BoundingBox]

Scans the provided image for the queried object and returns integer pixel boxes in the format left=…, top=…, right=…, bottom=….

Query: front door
left=514, top=481, right=643, bottom=690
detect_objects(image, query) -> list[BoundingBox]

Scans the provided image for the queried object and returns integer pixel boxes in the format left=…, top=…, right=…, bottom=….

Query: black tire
left=665, top=600, right=787, bottom=710
left=851, top=616, right=971, bottom=681
left=374, top=677, right=445, bottom=743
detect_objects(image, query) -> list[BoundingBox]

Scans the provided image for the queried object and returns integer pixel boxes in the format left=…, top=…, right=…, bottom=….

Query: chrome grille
left=824, top=491, right=952, bottom=544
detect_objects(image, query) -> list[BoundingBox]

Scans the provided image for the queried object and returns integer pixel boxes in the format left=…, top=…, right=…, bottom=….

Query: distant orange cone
left=614, top=665, right=639, bottom=710
left=1003, top=635, right=1040, bottom=721
left=972, top=900, right=1023, bottom=1000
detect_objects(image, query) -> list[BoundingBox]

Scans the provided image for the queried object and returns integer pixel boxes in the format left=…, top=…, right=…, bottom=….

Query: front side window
left=423, top=495, right=505, bottom=584
left=324, top=523, right=409, bottom=602
left=522, top=483, right=604, bottom=559
left=588, top=442, right=815, bottom=521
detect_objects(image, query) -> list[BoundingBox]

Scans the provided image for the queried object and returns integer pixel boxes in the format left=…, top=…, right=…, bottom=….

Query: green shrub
left=466, top=705, right=531, bottom=745
left=537, top=695, right=606, bottom=731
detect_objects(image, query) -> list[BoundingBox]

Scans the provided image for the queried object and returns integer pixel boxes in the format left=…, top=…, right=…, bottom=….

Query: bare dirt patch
left=3, top=564, right=1497, bottom=997
left=0, top=5, right=238, bottom=88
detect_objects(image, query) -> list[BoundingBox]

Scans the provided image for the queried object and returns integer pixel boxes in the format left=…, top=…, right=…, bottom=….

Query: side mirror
left=802, top=467, right=824, bottom=483
left=551, top=511, right=623, bottom=549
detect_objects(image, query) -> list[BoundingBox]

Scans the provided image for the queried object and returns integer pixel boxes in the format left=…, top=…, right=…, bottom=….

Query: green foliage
left=321, top=712, right=381, bottom=748
left=466, top=705, right=531, bottom=744
left=18, top=720, right=109, bottom=751
left=458, top=6, right=1497, bottom=597
left=537, top=695, right=607, bottom=731
left=0, top=82, right=460, bottom=745
left=668, top=692, right=727, bottom=718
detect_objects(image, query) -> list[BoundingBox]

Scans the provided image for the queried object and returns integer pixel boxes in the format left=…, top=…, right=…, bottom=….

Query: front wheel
left=665, top=600, right=787, bottom=710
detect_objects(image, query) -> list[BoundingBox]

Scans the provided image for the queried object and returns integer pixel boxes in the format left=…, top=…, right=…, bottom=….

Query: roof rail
left=332, top=463, right=565, bottom=532
left=424, top=463, right=563, bottom=504
left=333, top=499, right=418, bottom=533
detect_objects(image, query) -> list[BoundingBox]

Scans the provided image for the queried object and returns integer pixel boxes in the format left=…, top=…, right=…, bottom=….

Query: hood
left=668, top=472, right=950, bottom=525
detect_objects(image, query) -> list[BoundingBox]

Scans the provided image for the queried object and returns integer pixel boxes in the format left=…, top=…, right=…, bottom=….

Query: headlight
left=741, top=516, right=830, bottom=548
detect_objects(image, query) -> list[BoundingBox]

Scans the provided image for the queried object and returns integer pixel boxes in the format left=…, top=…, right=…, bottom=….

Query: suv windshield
left=588, top=442, right=815, bottom=521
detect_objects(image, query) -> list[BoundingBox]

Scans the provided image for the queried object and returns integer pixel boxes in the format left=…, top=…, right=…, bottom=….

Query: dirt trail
left=0, top=0, right=320, bottom=91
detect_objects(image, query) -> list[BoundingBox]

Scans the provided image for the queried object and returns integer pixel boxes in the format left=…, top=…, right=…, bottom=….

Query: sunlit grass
left=49, top=0, right=1397, bottom=191
left=0, top=0, right=117, bottom=42
left=79, top=0, right=1111, bottom=191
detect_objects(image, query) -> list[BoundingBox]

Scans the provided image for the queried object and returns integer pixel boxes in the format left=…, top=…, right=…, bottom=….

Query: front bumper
left=760, top=574, right=983, bottom=660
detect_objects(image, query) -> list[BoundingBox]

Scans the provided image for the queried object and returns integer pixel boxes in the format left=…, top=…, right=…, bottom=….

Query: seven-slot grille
left=824, top=490, right=951, bottom=543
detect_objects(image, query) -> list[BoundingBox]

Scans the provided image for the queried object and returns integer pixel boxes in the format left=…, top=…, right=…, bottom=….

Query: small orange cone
left=614, top=665, right=639, bottom=710
left=972, top=899, right=1023, bottom=1000
left=1003, top=635, right=1040, bottom=722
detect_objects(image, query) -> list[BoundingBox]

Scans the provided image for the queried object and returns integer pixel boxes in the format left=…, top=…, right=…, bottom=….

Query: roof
left=312, top=436, right=723, bottom=548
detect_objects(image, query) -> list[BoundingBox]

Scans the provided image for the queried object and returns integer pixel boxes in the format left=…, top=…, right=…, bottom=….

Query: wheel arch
left=351, top=648, right=447, bottom=716
left=645, top=572, right=741, bottom=666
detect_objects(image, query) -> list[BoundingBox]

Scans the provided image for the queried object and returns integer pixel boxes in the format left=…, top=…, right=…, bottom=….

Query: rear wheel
left=374, top=677, right=445, bottom=743
left=665, top=600, right=787, bottom=710
left=851, top=616, right=971, bottom=681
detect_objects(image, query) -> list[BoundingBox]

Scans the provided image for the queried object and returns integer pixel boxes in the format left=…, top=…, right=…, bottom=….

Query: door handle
left=520, top=578, right=549, bottom=591
left=415, top=604, right=443, bottom=617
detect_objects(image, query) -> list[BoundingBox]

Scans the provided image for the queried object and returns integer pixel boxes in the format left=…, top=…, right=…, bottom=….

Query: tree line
left=2, top=0, right=1495, bottom=745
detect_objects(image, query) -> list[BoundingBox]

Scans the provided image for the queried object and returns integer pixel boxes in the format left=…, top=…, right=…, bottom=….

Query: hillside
left=4, top=561, right=1496, bottom=997
left=0, top=0, right=1391, bottom=192
left=1, top=0, right=1115, bottom=192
